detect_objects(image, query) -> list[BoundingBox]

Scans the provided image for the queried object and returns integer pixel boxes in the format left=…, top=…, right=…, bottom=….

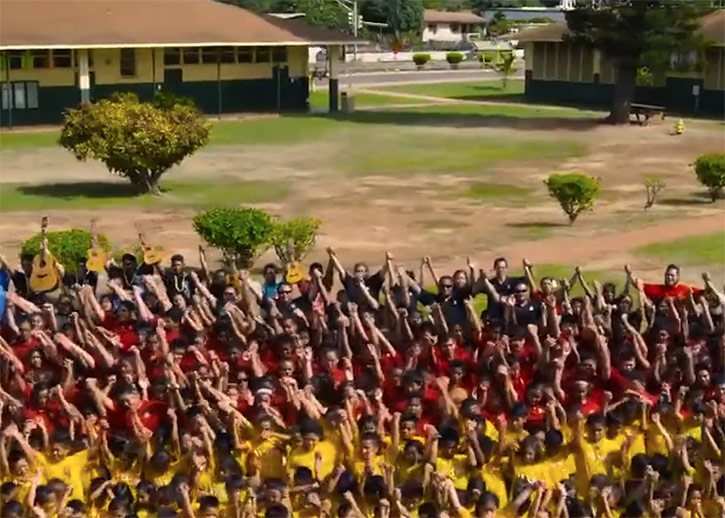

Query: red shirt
left=643, top=283, right=702, bottom=302
left=12, top=337, right=39, bottom=367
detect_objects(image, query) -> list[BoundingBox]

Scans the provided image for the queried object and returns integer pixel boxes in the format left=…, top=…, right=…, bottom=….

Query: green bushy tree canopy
left=545, top=173, right=601, bottom=224
left=59, top=93, right=210, bottom=196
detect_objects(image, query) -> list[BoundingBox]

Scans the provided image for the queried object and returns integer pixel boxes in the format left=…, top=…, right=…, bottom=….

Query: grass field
left=635, top=232, right=725, bottom=266
left=374, top=79, right=525, bottom=100
left=0, top=101, right=599, bottom=151
left=0, top=180, right=287, bottom=211
left=309, top=90, right=419, bottom=109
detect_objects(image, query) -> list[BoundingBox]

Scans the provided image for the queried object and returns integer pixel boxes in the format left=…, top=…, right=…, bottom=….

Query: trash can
left=341, top=92, right=355, bottom=113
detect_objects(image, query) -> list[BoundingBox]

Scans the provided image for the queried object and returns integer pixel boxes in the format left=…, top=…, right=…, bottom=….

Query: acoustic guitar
left=138, top=233, right=165, bottom=266
left=85, top=219, right=107, bottom=272
left=29, top=217, right=60, bottom=292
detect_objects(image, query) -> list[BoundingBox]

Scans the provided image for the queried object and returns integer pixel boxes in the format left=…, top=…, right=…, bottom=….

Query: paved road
left=315, top=69, right=522, bottom=88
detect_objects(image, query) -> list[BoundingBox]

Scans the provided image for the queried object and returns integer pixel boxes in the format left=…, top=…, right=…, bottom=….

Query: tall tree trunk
left=608, top=59, right=637, bottom=125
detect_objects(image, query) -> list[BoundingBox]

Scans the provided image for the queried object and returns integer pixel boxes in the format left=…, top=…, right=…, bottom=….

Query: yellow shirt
left=436, top=453, right=471, bottom=491
left=542, top=450, right=576, bottom=487
left=481, top=461, right=508, bottom=509
left=39, top=450, right=88, bottom=501
left=576, top=437, right=621, bottom=495
left=251, top=436, right=287, bottom=481
left=287, top=440, right=338, bottom=480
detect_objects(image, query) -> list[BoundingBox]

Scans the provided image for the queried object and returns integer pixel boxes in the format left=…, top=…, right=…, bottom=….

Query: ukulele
left=285, top=262, right=305, bottom=284
left=29, top=217, right=60, bottom=292
left=138, top=233, right=165, bottom=266
left=85, top=219, right=107, bottom=272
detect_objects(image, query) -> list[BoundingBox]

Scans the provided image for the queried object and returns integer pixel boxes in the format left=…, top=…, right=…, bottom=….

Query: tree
left=694, top=153, right=725, bottom=201
left=59, top=93, right=209, bottom=196
left=643, top=174, right=665, bottom=210
left=494, top=51, right=517, bottom=88
left=193, top=207, right=275, bottom=268
left=22, top=229, right=111, bottom=273
left=270, top=217, right=322, bottom=265
left=361, top=0, right=424, bottom=35
left=544, top=173, right=601, bottom=224
left=565, top=1, right=705, bottom=124
left=297, top=0, right=348, bottom=30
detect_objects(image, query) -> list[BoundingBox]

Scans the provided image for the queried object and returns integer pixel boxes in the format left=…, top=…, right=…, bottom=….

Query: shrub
left=480, top=52, right=496, bottom=66
left=271, top=217, right=322, bottom=265
left=22, top=229, right=111, bottom=272
left=412, top=53, right=431, bottom=66
left=153, top=90, right=197, bottom=110
left=192, top=207, right=275, bottom=268
left=446, top=52, right=465, bottom=65
left=494, top=51, right=517, bottom=88
left=59, top=92, right=210, bottom=195
left=643, top=174, right=665, bottom=210
left=544, top=173, right=601, bottom=224
left=694, top=153, right=725, bottom=201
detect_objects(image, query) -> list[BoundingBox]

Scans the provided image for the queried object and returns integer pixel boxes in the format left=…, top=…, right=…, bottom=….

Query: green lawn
left=375, top=79, right=525, bottom=100
left=309, top=90, right=420, bottom=109
left=0, top=180, right=287, bottom=211
left=466, top=183, right=533, bottom=199
left=635, top=232, right=725, bottom=267
left=346, top=131, right=586, bottom=176
left=0, top=130, right=60, bottom=150
left=396, top=102, right=598, bottom=119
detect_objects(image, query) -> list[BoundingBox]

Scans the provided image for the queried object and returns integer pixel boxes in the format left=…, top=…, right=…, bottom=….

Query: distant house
left=423, top=10, right=485, bottom=43
left=0, top=0, right=359, bottom=126
left=515, top=10, right=725, bottom=116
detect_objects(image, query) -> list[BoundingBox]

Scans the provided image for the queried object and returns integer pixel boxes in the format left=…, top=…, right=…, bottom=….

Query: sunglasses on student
left=279, top=290, right=292, bottom=295
left=515, top=288, right=528, bottom=293
left=441, top=284, right=453, bottom=289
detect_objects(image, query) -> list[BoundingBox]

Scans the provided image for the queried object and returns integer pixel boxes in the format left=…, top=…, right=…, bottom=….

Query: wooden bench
left=630, top=103, right=666, bottom=126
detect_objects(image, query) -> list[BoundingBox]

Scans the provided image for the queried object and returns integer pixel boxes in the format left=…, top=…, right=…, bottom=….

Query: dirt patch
left=1, top=119, right=723, bottom=285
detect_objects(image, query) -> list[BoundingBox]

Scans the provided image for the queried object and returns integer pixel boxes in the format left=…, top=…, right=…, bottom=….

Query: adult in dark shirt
left=163, top=253, right=193, bottom=299
left=326, top=247, right=385, bottom=309
left=62, top=258, right=98, bottom=291
left=107, top=253, right=143, bottom=290
left=9, top=254, right=34, bottom=298
left=476, top=257, right=525, bottom=320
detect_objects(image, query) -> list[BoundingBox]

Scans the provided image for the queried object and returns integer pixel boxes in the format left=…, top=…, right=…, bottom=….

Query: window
left=2, top=81, right=39, bottom=109
left=120, top=48, right=136, bottom=77
left=220, top=47, right=236, bottom=63
left=237, top=48, right=253, bottom=63
left=201, top=47, right=218, bottom=64
left=255, top=47, right=271, bottom=63
left=427, top=24, right=437, bottom=33
left=52, top=49, right=72, bottom=68
left=31, top=50, right=49, bottom=68
left=8, top=51, right=24, bottom=69
left=450, top=23, right=460, bottom=33
left=164, top=48, right=181, bottom=66
left=183, top=48, right=200, bottom=64
left=26, top=81, right=39, bottom=108
left=272, top=47, right=287, bottom=63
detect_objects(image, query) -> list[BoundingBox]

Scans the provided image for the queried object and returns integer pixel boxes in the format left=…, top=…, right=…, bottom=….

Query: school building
left=515, top=9, right=725, bottom=117
left=0, top=0, right=358, bottom=126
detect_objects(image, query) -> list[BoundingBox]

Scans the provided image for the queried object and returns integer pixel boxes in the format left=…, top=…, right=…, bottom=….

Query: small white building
left=422, top=10, right=485, bottom=43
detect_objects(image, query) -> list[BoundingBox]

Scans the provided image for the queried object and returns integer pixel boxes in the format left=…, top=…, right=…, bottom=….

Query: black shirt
left=342, top=270, right=384, bottom=306
left=486, top=275, right=525, bottom=320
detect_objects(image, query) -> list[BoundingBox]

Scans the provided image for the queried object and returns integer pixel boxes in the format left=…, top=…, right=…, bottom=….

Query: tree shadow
left=505, top=221, right=568, bottom=229
left=295, top=110, right=604, bottom=132
left=18, top=182, right=141, bottom=200
left=658, top=192, right=717, bottom=206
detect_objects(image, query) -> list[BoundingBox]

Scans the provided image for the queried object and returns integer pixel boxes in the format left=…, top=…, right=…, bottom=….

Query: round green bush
left=21, top=229, right=111, bottom=272
left=479, top=52, right=496, bottom=65
left=544, top=173, right=601, bottom=224
left=694, top=152, right=725, bottom=201
left=446, top=52, right=465, bottom=64
left=413, top=53, right=431, bottom=66
left=192, top=207, right=275, bottom=268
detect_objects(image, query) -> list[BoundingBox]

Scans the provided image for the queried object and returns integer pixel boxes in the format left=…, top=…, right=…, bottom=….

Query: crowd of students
left=0, top=246, right=723, bottom=518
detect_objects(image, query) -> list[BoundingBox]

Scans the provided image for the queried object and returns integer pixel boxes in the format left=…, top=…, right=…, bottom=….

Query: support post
left=328, top=45, right=339, bottom=112
left=78, top=49, right=90, bottom=103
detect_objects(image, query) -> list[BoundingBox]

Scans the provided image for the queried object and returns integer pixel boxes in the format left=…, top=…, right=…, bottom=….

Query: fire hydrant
left=674, top=119, right=685, bottom=135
